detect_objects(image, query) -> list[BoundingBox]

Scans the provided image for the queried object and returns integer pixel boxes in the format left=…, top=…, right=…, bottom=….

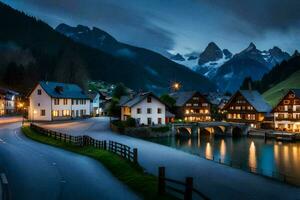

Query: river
left=148, top=135, right=300, bottom=186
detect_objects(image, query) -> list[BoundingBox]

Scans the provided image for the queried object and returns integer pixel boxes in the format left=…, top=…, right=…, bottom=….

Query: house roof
left=169, top=91, right=206, bottom=106
left=0, top=87, right=19, bottom=100
left=225, top=90, right=271, bottom=113
left=38, top=81, right=88, bottom=99
left=291, top=89, right=300, bottom=98
left=120, top=92, right=165, bottom=108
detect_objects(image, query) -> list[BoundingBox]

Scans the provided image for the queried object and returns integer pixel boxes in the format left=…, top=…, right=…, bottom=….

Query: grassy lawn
left=22, top=126, right=175, bottom=200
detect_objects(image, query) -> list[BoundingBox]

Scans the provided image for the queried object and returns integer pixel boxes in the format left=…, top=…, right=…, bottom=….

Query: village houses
left=222, top=90, right=271, bottom=128
left=120, top=92, right=167, bottom=125
left=169, top=91, right=211, bottom=122
left=28, top=81, right=90, bottom=121
left=0, top=87, right=19, bottom=116
left=272, top=89, right=300, bottom=132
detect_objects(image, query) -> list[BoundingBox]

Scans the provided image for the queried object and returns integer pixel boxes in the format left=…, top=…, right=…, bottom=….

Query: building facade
left=272, top=89, right=300, bottom=132
left=120, top=92, right=166, bottom=125
left=169, top=91, right=211, bottom=122
left=28, top=81, right=90, bottom=121
left=87, top=92, right=100, bottom=116
left=223, top=90, right=271, bottom=128
left=0, top=88, right=18, bottom=116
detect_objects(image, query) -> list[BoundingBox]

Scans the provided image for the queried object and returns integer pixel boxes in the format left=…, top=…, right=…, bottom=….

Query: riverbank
left=248, top=129, right=300, bottom=141
left=110, top=121, right=172, bottom=138
left=21, top=126, right=174, bottom=200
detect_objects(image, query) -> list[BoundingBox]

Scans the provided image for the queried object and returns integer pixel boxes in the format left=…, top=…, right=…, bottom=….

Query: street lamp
left=171, top=82, right=181, bottom=91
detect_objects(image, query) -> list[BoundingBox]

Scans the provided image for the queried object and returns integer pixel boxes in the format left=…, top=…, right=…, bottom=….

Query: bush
left=125, top=117, right=136, bottom=127
left=151, top=126, right=170, bottom=133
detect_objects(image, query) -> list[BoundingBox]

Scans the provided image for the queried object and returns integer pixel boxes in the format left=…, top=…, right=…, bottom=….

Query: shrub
left=125, top=117, right=136, bottom=127
left=151, top=126, right=170, bottom=133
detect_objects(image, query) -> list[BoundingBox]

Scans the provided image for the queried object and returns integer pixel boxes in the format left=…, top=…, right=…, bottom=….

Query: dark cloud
left=206, top=0, right=300, bottom=32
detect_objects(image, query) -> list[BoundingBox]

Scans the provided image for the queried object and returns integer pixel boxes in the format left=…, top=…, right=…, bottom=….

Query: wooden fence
left=158, top=167, right=210, bottom=200
left=30, top=123, right=138, bottom=164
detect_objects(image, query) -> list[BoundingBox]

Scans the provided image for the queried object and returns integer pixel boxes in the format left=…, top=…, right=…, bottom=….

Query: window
left=54, top=99, right=59, bottom=105
left=202, top=103, right=208, bottom=107
left=147, top=96, right=152, bottom=103
left=147, top=108, right=152, bottom=114
left=76, top=100, right=79, bottom=105
left=193, top=103, right=199, bottom=107
left=62, top=110, right=70, bottom=116
left=72, top=99, right=74, bottom=105
left=186, top=103, right=192, bottom=106
left=294, top=100, right=300, bottom=104
left=284, top=100, right=290, bottom=104
left=52, top=110, right=59, bottom=117
left=37, top=89, right=42, bottom=95
left=235, top=106, right=241, bottom=110
left=63, top=99, right=68, bottom=105
left=192, top=97, right=199, bottom=100
left=289, top=93, right=295, bottom=98
left=147, top=118, right=152, bottom=125
left=40, top=109, right=45, bottom=116
left=157, top=108, right=162, bottom=114
left=158, top=118, right=162, bottom=124
left=38, top=103, right=40, bottom=107
left=137, top=108, right=141, bottom=114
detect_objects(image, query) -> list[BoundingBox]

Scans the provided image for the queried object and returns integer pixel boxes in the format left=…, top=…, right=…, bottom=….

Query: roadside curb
left=0, top=173, right=9, bottom=200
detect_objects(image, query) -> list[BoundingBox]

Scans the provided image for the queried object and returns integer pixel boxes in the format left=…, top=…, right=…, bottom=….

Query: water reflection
left=249, top=141, right=257, bottom=169
left=149, top=135, right=300, bottom=185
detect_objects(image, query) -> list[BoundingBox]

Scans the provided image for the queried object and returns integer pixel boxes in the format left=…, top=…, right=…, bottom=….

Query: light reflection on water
left=148, top=136, right=300, bottom=184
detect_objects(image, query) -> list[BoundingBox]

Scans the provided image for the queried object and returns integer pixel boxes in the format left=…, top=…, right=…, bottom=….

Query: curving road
left=41, top=117, right=300, bottom=200
left=0, top=121, right=140, bottom=200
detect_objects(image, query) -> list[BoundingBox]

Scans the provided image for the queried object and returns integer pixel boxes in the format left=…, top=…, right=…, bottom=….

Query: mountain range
left=0, top=2, right=215, bottom=94
left=170, top=42, right=292, bottom=92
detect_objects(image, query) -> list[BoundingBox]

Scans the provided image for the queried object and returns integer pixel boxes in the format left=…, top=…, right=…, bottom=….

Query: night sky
left=3, top=0, right=300, bottom=55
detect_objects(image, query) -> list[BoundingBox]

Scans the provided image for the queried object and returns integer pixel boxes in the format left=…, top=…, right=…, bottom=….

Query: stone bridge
left=171, top=122, right=250, bottom=137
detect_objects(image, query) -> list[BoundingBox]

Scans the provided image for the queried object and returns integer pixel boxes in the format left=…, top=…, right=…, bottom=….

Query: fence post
left=103, top=141, right=107, bottom=150
left=184, top=177, right=193, bottom=200
left=133, top=148, right=138, bottom=164
left=158, top=167, right=166, bottom=195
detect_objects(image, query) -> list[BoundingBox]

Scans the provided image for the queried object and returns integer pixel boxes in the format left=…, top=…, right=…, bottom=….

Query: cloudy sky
left=3, top=0, right=300, bottom=55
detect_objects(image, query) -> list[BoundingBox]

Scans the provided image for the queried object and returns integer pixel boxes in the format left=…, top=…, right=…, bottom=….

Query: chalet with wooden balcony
left=223, top=90, right=271, bottom=128
left=272, top=89, right=300, bottom=132
left=169, top=91, right=211, bottom=122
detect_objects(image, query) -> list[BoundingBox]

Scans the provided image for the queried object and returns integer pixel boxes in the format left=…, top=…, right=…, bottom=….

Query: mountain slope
left=263, top=70, right=300, bottom=106
left=55, top=24, right=216, bottom=93
left=0, top=3, right=215, bottom=94
left=211, top=43, right=291, bottom=92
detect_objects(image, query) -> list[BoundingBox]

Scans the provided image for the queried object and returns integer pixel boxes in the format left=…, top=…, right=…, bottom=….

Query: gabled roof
left=34, top=81, right=88, bottom=99
left=169, top=91, right=207, bottom=106
left=272, top=89, right=300, bottom=112
left=224, top=90, right=271, bottom=113
left=120, top=92, right=165, bottom=108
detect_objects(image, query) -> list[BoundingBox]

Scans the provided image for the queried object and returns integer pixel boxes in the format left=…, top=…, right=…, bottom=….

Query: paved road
left=41, top=117, right=300, bottom=200
left=0, top=122, right=140, bottom=200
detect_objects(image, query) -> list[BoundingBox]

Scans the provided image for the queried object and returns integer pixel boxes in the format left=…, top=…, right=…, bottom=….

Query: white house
left=87, top=91, right=100, bottom=116
left=28, top=81, right=90, bottom=121
left=120, top=92, right=166, bottom=125
left=0, top=88, right=18, bottom=116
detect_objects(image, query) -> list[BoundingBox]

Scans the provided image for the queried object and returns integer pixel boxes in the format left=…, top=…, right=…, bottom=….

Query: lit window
left=52, top=110, right=59, bottom=117
left=63, top=99, right=68, bottom=105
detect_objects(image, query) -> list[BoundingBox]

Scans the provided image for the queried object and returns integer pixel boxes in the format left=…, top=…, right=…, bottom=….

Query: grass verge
left=22, top=126, right=175, bottom=200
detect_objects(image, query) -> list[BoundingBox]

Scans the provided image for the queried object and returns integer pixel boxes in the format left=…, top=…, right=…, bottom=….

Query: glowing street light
left=171, top=81, right=181, bottom=91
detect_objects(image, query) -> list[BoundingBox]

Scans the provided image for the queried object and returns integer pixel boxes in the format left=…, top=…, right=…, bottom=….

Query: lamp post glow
left=171, top=82, right=181, bottom=91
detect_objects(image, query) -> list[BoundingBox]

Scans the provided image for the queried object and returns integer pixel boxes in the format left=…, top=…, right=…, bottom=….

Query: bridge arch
left=213, top=126, right=226, bottom=135
left=232, top=126, right=243, bottom=137
left=176, top=127, right=191, bottom=137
